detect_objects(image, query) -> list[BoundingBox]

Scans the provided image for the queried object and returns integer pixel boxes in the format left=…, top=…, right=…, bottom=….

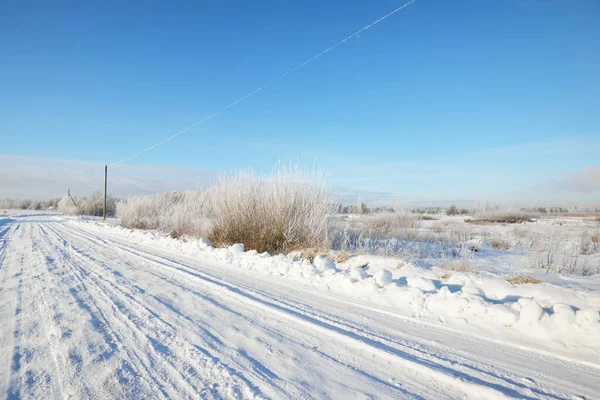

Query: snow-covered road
left=0, top=215, right=598, bottom=399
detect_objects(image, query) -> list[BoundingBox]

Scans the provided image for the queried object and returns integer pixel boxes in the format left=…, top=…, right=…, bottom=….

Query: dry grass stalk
left=508, top=275, right=542, bottom=285
left=294, top=247, right=329, bottom=262
left=490, top=239, right=510, bottom=250
left=207, top=167, right=332, bottom=253
left=437, top=263, right=477, bottom=273
left=332, top=250, right=350, bottom=263
left=466, top=211, right=535, bottom=225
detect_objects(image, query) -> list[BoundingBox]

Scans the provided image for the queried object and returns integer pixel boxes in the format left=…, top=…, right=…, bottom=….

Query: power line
left=114, top=0, right=418, bottom=164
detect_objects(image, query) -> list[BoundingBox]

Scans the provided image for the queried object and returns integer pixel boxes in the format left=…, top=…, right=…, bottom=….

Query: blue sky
left=1, top=0, right=599, bottom=205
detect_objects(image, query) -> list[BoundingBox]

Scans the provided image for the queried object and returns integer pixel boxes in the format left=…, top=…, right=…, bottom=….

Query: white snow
left=374, top=269, right=393, bottom=287
left=349, top=267, right=368, bottom=282
left=1, top=215, right=599, bottom=399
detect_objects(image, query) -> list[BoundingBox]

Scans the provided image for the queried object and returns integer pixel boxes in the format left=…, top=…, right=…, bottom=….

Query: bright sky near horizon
left=1, top=0, right=599, bottom=205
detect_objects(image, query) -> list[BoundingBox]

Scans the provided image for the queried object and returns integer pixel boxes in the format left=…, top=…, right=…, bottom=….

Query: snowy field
left=0, top=214, right=599, bottom=399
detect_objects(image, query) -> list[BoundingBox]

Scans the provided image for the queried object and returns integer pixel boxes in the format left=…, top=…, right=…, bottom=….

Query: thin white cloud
left=0, top=154, right=216, bottom=199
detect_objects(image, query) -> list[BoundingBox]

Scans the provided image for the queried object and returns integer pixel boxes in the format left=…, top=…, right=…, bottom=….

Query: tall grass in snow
left=117, top=166, right=333, bottom=253
left=117, top=192, right=211, bottom=238
left=207, top=167, right=332, bottom=253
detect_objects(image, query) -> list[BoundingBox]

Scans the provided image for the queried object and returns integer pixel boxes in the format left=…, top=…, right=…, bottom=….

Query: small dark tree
left=359, top=202, right=368, bottom=215
left=446, top=205, right=459, bottom=216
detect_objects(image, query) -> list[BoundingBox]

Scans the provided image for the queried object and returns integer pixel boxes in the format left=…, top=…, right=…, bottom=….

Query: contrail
left=115, top=0, right=418, bottom=164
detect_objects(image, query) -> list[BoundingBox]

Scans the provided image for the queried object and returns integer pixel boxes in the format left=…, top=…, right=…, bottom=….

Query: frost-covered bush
left=0, top=198, right=33, bottom=209
left=57, top=196, right=78, bottom=215
left=207, top=166, right=332, bottom=253
left=117, top=191, right=210, bottom=237
left=58, top=191, right=116, bottom=217
left=0, top=197, right=61, bottom=211
left=116, top=166, right=333, bottom=252
left=528, top=230, right=600, bottom=275
left=328, top=212, right=476, bottom=262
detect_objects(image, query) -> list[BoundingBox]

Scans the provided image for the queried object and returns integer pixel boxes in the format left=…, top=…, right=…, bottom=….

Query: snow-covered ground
left=1, top=214, right=599, bottom=399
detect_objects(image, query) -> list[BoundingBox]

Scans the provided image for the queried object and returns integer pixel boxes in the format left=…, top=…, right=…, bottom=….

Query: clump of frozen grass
left=207, top=166, right=333, bottom=253
left=437, top=261, right=477, bottom=273
left=508, top=275, right=542, bottom=285
left=528, top=230, right=600, bottom=275
left=116, top=166, right=332, bottom=253
left=490, top=239, right=510, bottom=250
left=367, top=211, right=421, bottom=235
left=328, top=214, right=479, bottom=263
left=117, top=191, right=211, bottom=237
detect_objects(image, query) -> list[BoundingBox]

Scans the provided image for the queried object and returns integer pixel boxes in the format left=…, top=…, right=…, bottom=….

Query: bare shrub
left=58, top=191, right=117, bottom=217
left=437, top=262, right=477, bottom=273
left=207, top=167, right=332, bottom=253
left=511, top=227, right=529, bottom=238
left=446, top=205, right=459, bottom=216
left=331, top=250, right=349, bottom=263
left=577, top=232, right=600, bottom=256
left=290, top=247, right=329, bottom=262
left=528, top=230, right=600, bottom=275
left=432, top=223, right=446, bottom=233
left=367, top=212, right=421, bottom=235
left=490, top=239, right=510, bottom=250
left=467, top=210, right=536, bottom=225
left=508, top=275, right=542, bottom=285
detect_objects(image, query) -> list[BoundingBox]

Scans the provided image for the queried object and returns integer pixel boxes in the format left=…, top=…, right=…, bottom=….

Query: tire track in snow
left=64, top=219, right=600, bottom=400
left=46, top=221, right=313, bottom=399
left=31, top=222, right=148, bottom=398
left=0, top=221, right=24, bottom=399
left=57, top=221, right=523, bottom=399
left=36, top=223, right=193, bottom=399
left=41, top=221, right=266, bottom=399
left=53, top=224, right=377, bottom=399
left=27, top=224, right=66, bottom=400
left=52, top=220, right=431, bottom=399
left=2, top=221, right=66, bottom=399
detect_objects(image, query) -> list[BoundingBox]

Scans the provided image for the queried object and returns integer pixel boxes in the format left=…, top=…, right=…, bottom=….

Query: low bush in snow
left=490, top=239, right=510, bottom=250
left=207, top=167, right=332, bottom=253
left=508, top=275, right=542, bottom=285
left=58, top=191, right=117, bottom=217
left=466, top=210, right=536, bottom=225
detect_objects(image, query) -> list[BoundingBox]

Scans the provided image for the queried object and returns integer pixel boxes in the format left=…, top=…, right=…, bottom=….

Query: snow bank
left=70, top=218, right=600, bottom=352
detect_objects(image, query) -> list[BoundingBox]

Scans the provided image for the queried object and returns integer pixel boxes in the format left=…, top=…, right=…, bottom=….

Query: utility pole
left=68, top=189, right=78, bottom=208
left=103, top=165, right=108, bottom=221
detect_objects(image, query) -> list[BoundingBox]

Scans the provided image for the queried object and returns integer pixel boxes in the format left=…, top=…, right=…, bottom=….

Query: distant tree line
left=1, top=192, right=117, bottom=217
left=0, top=197, right=62, bottom=210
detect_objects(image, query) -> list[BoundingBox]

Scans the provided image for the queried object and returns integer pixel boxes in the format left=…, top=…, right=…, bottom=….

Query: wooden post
left=103, top=165, right=107, bottom=221
left=68, top=189, right=78, bottom=208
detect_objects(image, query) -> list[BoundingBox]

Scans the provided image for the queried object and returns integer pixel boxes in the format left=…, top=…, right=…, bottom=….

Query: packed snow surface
left=0, top=215, right=599, bottom=399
